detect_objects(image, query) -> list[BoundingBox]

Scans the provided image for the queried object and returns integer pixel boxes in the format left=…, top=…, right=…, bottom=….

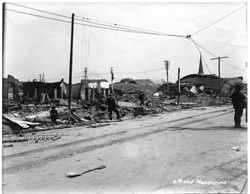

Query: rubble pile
left=2, top=99, right=22, bottom=112
left=2, top=91, right=232, bottom=139
left=179, top=93, right=231, bottom=106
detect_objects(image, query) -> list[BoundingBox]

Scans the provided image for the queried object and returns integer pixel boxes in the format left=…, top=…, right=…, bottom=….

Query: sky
left=3, top=2, right=248, bottom=84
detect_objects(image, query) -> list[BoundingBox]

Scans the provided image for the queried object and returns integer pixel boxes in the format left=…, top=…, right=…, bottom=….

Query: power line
left=193, top=40, right=243, bottom=70
left=6, top=8, right=74, bottom=24
left=10, top=2, right=184, bottom=38
left=188, top=38, right=212, bottom=74
left=7, top=4, right=244, bottom=76
left=4, top=9, right=148, bottom=34
left=79, top=16, right=186, bottom=38
left=7, top=2, right=73, bottom=20
left=116, top=68, right=164, bottom=75
left=7, top=8, right=188, bottom=38
left=191, top=5, right=245, bottom=36
left=7, top=3, right=187, bottom=39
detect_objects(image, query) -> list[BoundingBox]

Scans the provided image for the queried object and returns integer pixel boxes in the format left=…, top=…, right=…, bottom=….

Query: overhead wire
left=191, top=5, right=245, bottom=36
left=193, top=40, right=243, bottom=70
left=6, top=3, right=245, bottom=78
left=188, top=38, right=212, bottom=74
left=8, top=8, right=189, bottom=40
left=7, top=3, right=187, bottom=38
left=116, top=68, right=164, bottom=75
left=8, top=2, right=72, bottom=20
left=78, top=16, right=186, bottom=38
left=6, top=8, right=74, bottom=24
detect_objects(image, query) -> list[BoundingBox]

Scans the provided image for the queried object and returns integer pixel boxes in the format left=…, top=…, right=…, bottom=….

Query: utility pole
left=111, top=67, right=114, bottom=94
left=39, top=74, right=42, bottom=82
left=84, top=67, right=88, bottom=82
left=210, top=56, right=228, bottom=91
left=178, top=68, right=180, bottom=105
left=2, top=3, right=6, bottom=74
left=210, top=56, right=228, bottom=78
left=68, top=13, right=75, bottom=113
left=84, top=67, right=88, bottom=100
left=164, top=61, right=170, bottom=95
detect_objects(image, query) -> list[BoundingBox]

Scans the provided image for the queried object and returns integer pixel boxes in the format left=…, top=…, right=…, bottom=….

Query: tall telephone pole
left=68, top=13, right=75, bottom=113
left=164, top=61, right=170, bottom=95
left=111, top=67, right=114, bottom=94
left=84, top=67, right=88, bottom=83
left=210, top=56, right=228, bottom=91
left=2, top=3, right=6, bottom=73
left=210, top=56, right=228, bottom=78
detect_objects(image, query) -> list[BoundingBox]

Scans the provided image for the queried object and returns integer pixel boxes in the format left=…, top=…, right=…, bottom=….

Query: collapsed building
left=2, top=75, right=22, bottom=100
left=80, top=79, right=110, bottom=100
left=22, top=79, right=67, bottom=103
left=21, top=78, right=110, bottom=103
left=180, top=74, right=243, bottom=94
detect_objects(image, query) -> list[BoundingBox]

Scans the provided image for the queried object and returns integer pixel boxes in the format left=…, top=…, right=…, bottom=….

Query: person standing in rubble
left=231, top=84, right=247, bottom=128
left=106, top=93, right=120, bottom=120
left=138, top=92, right=145, bottom=107
left=50, top=105, right=58, bottom=124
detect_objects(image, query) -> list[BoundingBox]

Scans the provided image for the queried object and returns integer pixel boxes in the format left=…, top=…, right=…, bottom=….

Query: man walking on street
left=106, top=94, right=120, bottom=120
left=231, top=84, right=246, bottom=128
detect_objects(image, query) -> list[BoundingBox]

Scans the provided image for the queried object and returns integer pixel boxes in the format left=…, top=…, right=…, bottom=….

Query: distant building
left=80, top=79, right=110, bottom=100
left=23, top=79, right=67, bottom=102
left=180, top=74, right=243, bottom=92
left=2, top=75, right=22, bottom=100
left=180, top=55, right=243, bottom=93
left=113, top=78, right=157, bottom=95
left=134, top=79, right=156, bottom=87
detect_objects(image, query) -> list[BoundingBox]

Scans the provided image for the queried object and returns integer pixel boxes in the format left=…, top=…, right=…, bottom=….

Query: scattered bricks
left=4, top=144, right=13, bottom=148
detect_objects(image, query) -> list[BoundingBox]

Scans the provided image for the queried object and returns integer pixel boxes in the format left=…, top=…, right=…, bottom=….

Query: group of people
left=50, top=85, right=247, bottom=128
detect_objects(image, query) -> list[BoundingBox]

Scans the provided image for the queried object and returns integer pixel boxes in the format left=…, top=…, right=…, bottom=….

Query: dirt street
left=3, top=105, right=247, bottom=194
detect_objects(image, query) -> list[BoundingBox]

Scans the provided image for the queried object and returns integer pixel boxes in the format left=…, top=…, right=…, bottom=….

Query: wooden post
left=2, top=3, right=6, bottom=72
left=54, top=88, right=57, bottom=99
left=164, top=61, right=170, bottom=95
left=211, top=56, right=228, bottom=91
left=68, top=13, right=75, bottom=113
left=111, top=67, right=114, bottom=94
left=178, top=68, right=180, bottom=105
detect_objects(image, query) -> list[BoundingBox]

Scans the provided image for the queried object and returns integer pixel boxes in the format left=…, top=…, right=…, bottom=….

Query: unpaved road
left=2, top=106, right=247, bottom=194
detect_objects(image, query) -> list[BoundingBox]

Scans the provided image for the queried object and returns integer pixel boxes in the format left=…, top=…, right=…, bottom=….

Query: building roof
left=134, top=79, right=156, bottom=86
left=180, top=74, right=219, bottom=81
left=180, top=74, right=243, bottom=91
left=80, top=79, right=108, bottom=83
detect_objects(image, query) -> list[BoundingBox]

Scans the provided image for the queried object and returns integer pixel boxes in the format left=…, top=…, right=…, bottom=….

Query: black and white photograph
left=2, top=1, right=248, bottom=193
